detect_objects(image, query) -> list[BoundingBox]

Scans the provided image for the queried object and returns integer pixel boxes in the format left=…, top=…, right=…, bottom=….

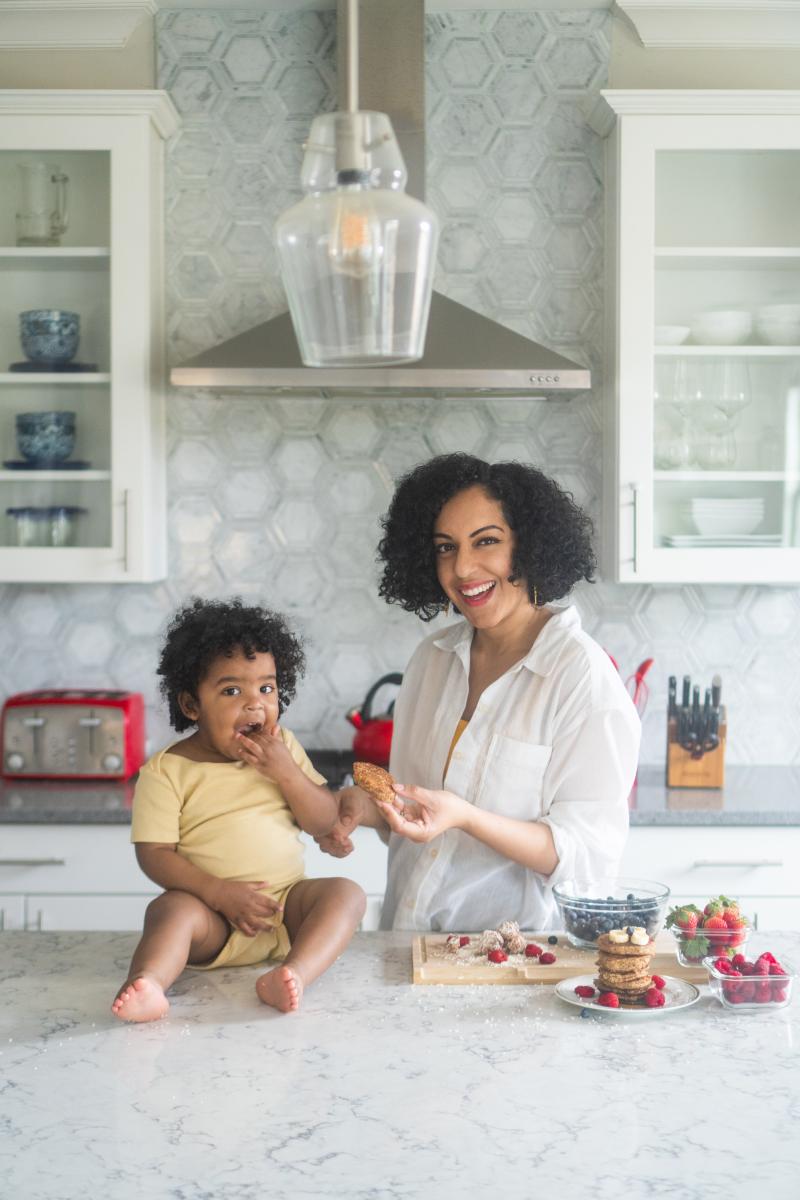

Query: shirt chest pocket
left=476, top=735, right=552, bottom=820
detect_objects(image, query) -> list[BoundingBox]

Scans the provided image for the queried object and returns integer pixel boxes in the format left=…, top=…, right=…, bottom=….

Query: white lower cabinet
left=621, top=826, right=800, bottom=930
left=1, top=824, right=390, bottom=932
left=0, top=825, right=157, bottom=931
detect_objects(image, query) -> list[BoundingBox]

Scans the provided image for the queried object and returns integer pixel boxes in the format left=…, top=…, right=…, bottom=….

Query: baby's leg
left=255, top=877, right=365, bottom=1013
left=112, top=890, right=228, bottom=1023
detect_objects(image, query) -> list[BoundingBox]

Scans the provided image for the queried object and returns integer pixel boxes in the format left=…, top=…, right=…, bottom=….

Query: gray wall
left=1, top=8, right=796, bottom=768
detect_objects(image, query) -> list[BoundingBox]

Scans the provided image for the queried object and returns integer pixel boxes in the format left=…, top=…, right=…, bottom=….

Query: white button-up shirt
left=380, top=605, right=641, bottom=932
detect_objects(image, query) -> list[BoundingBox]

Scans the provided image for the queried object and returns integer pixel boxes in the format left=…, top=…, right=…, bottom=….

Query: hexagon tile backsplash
left=0, top=7, right=798, bottom=767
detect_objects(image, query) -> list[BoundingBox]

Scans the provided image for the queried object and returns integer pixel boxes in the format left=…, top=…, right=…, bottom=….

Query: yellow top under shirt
left=130, top=727, right=325, bottom=893
left=444, top=718, right=469, bottom=778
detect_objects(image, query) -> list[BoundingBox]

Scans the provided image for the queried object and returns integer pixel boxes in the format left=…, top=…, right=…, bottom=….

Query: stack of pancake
left=595, top=930, right=655, bottom=1003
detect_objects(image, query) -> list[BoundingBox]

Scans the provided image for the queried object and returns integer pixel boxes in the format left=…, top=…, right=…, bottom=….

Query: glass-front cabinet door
left=603, top=92, right=800, bottom=583
left=0, top=92, right=179, bottom=583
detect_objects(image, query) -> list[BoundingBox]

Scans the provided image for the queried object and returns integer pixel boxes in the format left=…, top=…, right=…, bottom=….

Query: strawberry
left=702, top=915, right=728, bottom=933
left=597, top=992, right=619, bottom=1008
left=704, top=897, right=725, bottom=918
left=487, top=949, right=507, bottom=964
left=666, top=904, right=700, bottom=933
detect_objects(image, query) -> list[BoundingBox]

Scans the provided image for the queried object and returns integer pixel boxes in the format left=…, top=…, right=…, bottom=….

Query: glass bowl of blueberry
left=552, top=877, right=670, bottom=949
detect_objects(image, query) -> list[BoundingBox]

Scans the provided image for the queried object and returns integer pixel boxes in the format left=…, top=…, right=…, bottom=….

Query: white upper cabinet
left=603, top=91, right=800, bottom=584
left=0, top=91, right=179, bottom=582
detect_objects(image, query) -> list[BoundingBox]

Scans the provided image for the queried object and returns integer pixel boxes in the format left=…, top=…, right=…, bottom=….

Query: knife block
left=666, top=708, right=726, bottom=789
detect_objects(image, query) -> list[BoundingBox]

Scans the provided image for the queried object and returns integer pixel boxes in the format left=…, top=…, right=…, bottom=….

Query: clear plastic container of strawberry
left=703, top=953, right=795, bottom=1010
left=665, top=897, right=751, bottom=965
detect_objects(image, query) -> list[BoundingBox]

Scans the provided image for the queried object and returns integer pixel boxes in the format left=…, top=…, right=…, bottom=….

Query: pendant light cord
left=346, top=0, right=358, bottom=113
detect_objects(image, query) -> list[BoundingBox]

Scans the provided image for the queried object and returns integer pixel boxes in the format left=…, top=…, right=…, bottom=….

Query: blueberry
left=627, top=893, right=635, bottom=901
left=580, top=1008, right=591, bottom=1018
left=548, top=935, right=558, bottom=945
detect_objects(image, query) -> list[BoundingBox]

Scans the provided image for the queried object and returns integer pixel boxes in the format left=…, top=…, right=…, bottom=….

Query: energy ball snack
left=353, top=761, right=397, bottom=806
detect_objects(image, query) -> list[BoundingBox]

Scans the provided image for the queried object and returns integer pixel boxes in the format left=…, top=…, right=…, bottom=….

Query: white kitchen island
left=2, top=931, right=799, bottom=1200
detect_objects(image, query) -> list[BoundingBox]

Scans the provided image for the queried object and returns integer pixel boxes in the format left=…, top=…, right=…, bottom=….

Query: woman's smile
left=457, top=579, right=497, bottom=607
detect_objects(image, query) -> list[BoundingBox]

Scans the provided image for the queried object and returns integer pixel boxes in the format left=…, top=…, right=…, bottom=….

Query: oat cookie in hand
left=353, top=761, right=396, bottom=806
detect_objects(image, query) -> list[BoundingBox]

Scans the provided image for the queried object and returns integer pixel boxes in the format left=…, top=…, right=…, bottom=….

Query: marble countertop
left=2, top=931, right=799, bottom=1199
left=3, top=761, right=800, bottom=826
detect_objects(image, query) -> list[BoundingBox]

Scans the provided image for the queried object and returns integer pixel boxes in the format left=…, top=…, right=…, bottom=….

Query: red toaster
left=1, top=689, right=146, bottom=780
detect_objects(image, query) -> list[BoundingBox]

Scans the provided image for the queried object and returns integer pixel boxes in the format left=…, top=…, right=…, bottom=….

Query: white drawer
left=0, top=825, right=150, bottom=893
left=0, top=895, right=25, bottom=931
left=25, top=892, right=157, bottom=932
left=622, top=826, right=800, bottom=898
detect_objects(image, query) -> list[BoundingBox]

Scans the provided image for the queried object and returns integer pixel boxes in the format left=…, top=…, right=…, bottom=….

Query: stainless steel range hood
left=170, top=1, right=591, bottom=399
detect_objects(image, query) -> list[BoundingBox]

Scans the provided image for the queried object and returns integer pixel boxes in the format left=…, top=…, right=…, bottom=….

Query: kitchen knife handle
left=682, top=675, right=691, bottom=709
left=691, top=859, right=782, bottom=869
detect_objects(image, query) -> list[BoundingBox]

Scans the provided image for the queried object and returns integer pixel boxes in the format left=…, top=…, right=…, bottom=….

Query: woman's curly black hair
left=377, top=453, right=596, bottom=620
left=158, top=598, right=305, bottom=731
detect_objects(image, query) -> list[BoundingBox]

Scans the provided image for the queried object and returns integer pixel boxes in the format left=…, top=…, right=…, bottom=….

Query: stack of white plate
left=682, top=497, right=765, bottom=537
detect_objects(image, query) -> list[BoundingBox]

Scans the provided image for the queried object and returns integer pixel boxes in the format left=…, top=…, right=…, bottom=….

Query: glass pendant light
left=275, top=0, right=439, bottom=366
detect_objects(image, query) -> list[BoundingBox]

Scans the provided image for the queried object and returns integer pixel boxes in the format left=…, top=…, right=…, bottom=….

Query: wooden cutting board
left=411, top=931, right=705, bottom=985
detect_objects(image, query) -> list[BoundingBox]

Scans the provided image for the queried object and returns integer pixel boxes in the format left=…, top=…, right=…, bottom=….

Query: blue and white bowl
left=19, top=309, right=80, bottom=364
left=16, top=410, right=76, bottom=465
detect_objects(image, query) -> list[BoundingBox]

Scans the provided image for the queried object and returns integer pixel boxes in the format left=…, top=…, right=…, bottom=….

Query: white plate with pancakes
left=556, top=974, right=701, bottom=1017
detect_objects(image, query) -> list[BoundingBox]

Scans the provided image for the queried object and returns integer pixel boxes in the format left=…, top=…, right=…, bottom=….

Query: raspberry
left=753, top=958, right=770, bottom=976
left=754, top=982, right=772, bottom=1003
left=651, top=975, right=666, bottom=990
left=459, top=936, right=470, bottom=947
left=738, top=981, right=756, bottom=1002
left=769, top=963, right=787, bottom=977
left=759, top=951, right=778, bottom=965
left=773, top=987, right=788, bottom=1003
left=739, top=962, right=755, bottom=976
left=487, top=949, right=507, bottom=964
left=524, top=943, right=542, bottom=957
left=538, top=952, right=557, bottom=965
left=574, top=985, right=596, bottom=998
left=731, top=954, right=747, bottom=967
left=713, top=957, right=732, bottom=973
left=597, top=992, right=619, bottom=1008
left=645, top=988, right=666, bottom=1007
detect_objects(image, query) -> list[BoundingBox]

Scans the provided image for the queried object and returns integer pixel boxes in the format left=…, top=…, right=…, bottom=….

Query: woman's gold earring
left=533, top=585, right=539, bottom=607
left=444, top=600, right=451, bottom=617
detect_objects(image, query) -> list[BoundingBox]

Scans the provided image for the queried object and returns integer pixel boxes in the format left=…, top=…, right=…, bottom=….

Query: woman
left=321, top=453, right=640, bottom=932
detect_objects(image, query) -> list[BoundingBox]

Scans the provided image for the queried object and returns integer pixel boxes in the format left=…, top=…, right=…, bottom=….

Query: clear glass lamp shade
left=275, top=112, right=439, bottom=367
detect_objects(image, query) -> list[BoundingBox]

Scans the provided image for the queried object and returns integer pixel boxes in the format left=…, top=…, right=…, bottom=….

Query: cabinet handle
left=0, top=909, right=4, bottom=931
left=691, top=859, right=782, bottom=869
left=0, top=857, right=65, bottom=866
left=631, top=483, right=639, bottom=574
left=122, top=488, right=130, bottom=572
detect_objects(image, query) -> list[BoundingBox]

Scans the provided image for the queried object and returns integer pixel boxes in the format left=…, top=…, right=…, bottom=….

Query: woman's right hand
left=314, top=785, right=371, bottom=857
left=212, top=879, right=283, bottom=937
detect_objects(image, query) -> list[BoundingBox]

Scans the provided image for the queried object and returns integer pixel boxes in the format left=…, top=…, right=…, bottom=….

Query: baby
left=112, top=597, right=365, bottom=1021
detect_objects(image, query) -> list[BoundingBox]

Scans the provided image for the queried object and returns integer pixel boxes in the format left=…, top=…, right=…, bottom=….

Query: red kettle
left=346, top=673, right=403, bottom=766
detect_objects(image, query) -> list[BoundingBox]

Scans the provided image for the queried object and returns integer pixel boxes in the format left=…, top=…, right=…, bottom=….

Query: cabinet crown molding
left=0, top=0, right=156, bottom=51
left=0, top=89, right=179, bottom=138
left=602, top=88, right=800, bottom=116
left=615, top=0, right=800, bottom=49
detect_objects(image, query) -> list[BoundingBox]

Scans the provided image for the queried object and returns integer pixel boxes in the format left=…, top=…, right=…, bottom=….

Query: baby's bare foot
left=111, top=976, right=169, bottom=1023
left=255, top=964, right=303, bottom=1013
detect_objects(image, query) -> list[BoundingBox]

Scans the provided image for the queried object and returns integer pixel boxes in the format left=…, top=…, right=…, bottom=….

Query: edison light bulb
left=276, top=111, right=438, bottom=367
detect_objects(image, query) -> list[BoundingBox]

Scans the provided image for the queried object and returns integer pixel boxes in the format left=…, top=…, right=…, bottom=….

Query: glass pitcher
left=16, top=162, right=69, bottom=246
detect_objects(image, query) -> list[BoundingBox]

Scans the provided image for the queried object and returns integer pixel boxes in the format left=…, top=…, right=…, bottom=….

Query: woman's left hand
left=375, top=783, right=468, bottom=843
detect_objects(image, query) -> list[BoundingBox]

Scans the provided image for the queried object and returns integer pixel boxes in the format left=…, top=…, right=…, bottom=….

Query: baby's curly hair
left=377, top=453, right=596, bottom=620
left=158, top=597, right=305, bottom=731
